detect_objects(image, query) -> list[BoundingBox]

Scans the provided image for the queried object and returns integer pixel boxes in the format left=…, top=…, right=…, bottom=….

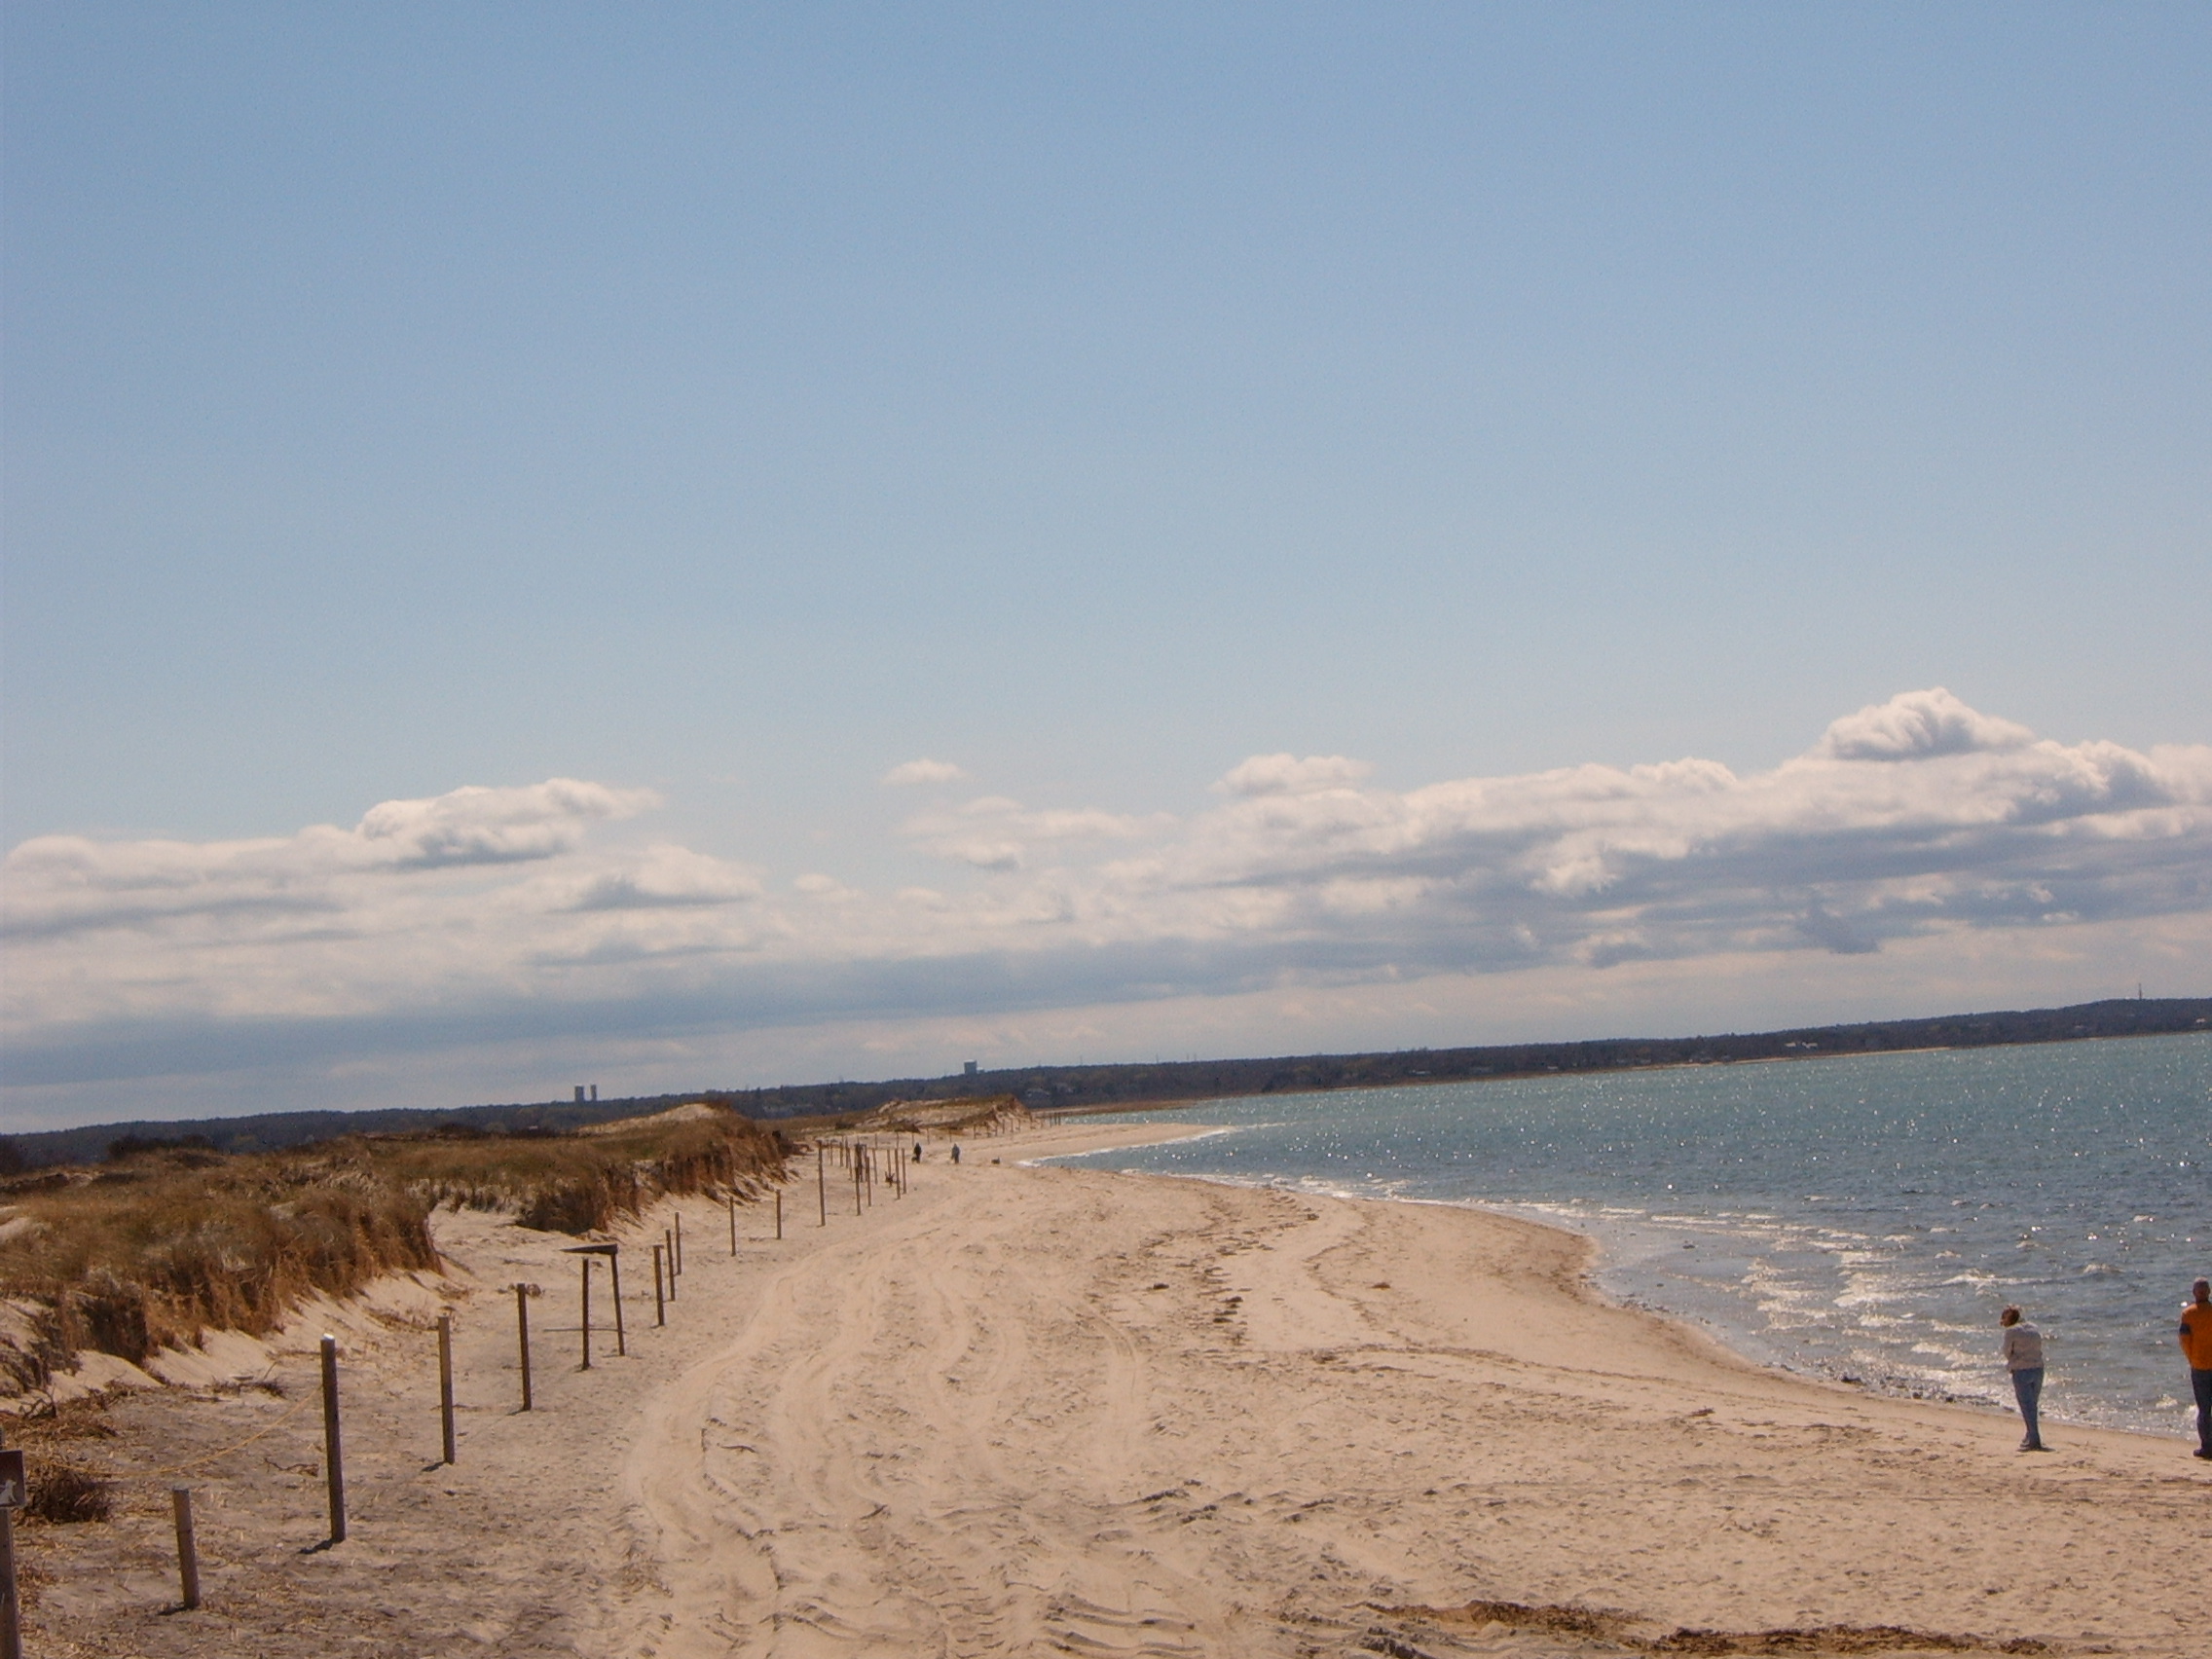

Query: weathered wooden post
left=728, top=1192, right=738, bottom=1256
left=579, top=1255, right=593, bottom=1370
left=320, top=1335, right=347, bottom=1544
left=652, top=1243, right=667, bottom=1326
left=817, top=1146, right=827, bottom=1226
left=437, top=1313, right=457, bottom=1464
left=664, top=1229, right=678, bottom=1302
left=674, top=1212, right=684, bottom=1276
left=565, top=1244, right=621, bottom=1365
left=514, top=1284, right=534, bottom=1411
left=775, top=1186, right=784, bottom=1239
left=0, top=1435, right=23, bottom=1659
left=171, top=1487, right=202, bottom=1609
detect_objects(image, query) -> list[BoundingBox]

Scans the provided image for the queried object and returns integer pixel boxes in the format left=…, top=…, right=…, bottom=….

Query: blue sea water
left=1051, top=1034, right=2212, bottom=1439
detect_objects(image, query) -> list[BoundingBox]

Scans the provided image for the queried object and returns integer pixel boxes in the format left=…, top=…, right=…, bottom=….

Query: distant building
left=590, top=1085, right=599, bottom=1102
left=963, top=1060, right=978, bottom=1077
left=574, top=1086, right=586, bottom=1103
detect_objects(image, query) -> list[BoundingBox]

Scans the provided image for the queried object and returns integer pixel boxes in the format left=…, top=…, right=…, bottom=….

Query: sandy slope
left=16, top=1121, right=2212, bottom=1658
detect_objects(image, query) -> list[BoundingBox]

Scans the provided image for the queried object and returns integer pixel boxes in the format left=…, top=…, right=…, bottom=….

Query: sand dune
left=18, top=1120, right=2209, bottom=1657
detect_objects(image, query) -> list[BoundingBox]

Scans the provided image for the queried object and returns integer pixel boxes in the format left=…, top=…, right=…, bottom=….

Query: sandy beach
left=17, top=1119, right=2210, bottom=1658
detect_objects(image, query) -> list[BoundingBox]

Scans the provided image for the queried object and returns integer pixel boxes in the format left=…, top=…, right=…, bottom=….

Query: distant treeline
left=6, top=995, right=2205, bottom=1170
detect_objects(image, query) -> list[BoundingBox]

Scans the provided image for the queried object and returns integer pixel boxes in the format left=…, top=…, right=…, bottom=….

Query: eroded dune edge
left=18, top=1120, right=2204, bottom=1658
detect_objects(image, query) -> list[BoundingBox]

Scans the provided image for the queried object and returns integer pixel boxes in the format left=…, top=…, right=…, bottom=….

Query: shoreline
left=1039, top=1110, right=2203, bottom=1448
left=17, top=1117, right=2207, bottom=1657
left=1046, top=1127, right=2183, bottom=1450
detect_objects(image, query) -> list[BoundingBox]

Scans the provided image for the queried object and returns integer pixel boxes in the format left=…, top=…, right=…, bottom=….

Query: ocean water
left=1050, top=1034, right=2212, bottom=1439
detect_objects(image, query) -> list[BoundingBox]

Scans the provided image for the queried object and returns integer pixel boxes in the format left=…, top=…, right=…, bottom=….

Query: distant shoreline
left=1029, top=1038, right=1978, bottom=1121
left=8, top=993, right=2205, bottom=1167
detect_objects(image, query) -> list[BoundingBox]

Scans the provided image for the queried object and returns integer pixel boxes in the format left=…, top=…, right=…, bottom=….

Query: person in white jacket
left=2000, top=1306, right=2046, bottom=1452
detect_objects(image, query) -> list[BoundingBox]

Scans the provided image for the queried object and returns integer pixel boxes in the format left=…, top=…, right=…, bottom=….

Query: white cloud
left=4, top=691, right=2208, bottom=1113
left=881, top=758, right=970, bottom=787
left=1814, top=686, right=2035, bottom=761
left=900, top=794, right=1175, bottom=870
left=3, top=779, right=656, bottom=942
left=567, top=846, right=761, bottom=911
left=1214, top=753, right=1375, bottom=796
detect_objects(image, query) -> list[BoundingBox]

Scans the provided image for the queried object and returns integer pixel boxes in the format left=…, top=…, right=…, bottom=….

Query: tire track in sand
left=612, top=1170, right=1273, bottom=1658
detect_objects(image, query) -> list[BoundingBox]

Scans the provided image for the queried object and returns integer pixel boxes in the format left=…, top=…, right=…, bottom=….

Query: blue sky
left=4, top=5, right=2207, bottom=1129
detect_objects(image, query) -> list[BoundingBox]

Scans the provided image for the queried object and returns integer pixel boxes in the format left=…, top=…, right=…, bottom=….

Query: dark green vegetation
left=7, top=996, right=2205, bottom=1172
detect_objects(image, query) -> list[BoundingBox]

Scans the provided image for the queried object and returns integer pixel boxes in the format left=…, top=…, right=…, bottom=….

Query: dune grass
left=851, top=1093, right=1038, bottom=1136
left=0, top=1106, right=792, bottom=1392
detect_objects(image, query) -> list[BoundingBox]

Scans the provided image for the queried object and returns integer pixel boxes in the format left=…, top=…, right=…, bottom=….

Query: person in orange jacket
left=2181, top=1278, right=2212, bottom=1461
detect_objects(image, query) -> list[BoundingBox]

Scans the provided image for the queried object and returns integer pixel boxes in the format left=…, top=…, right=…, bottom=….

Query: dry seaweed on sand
left=1373, top=1602, right=2049, bottom=1655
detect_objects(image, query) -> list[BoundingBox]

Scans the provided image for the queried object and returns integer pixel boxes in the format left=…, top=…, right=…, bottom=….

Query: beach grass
left=0, top=1105, right=792, bottom=1391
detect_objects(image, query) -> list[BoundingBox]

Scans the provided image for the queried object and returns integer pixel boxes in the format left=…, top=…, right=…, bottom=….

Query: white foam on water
left=1048, top=1035, right=2212, bottom=1435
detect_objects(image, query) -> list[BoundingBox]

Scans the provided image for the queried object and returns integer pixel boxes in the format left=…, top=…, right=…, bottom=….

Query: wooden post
left=171, top=1487, right=202, bottom=1609
left=652, top=1244, right=666, bottom=1326
left=0, top=1504, right=17, bottom=1659
left=664, top=1230, right=678, bottom=1301
left=514, top=1285, right=534, bottom=1412
left=674, top=1212, right=683, bottom=1276
left=775, top=1187, right=783, bottom=1239
left=320, top=1335, right=347, bottom=1544
left=817, top=1146, right=827, bottom=1226
left=0, top=1426, right=19, bottom=1659
left=437, top=1313, right=457, bottom=1464
left=579, top=1256, right=593, bottom=1371
left=728, top=1192, right=738, bottom=1256
left=608, top=1249, right=627, bottom=1357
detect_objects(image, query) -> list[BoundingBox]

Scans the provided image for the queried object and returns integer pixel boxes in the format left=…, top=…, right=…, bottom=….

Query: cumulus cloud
left=567, top=846, right=762, bottom=911
left=3, top=779, right=656, bottom=942
left=5, top=692, right=2209, bottom=1101
left=1814, top=686, right=2035, bottom=761
left=881, top=758, right=970, bottom=787
left=900, top=795, right=1174, bottom=870
left=354, top=778, right=655, bottom=866
left=1214, top=754, right=1375, bottom=796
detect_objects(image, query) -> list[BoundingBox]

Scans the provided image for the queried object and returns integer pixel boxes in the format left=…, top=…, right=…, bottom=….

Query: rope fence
left=0, top=1153, right=876, bottom=1622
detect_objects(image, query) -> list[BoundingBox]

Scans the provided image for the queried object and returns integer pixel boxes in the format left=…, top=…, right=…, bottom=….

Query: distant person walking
left=2000, top=1306, right=2046, bottom=1452
left=2180, top=1278, right=2212, bottom=1460
left=950, top=1143, right=961, bottom=1165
